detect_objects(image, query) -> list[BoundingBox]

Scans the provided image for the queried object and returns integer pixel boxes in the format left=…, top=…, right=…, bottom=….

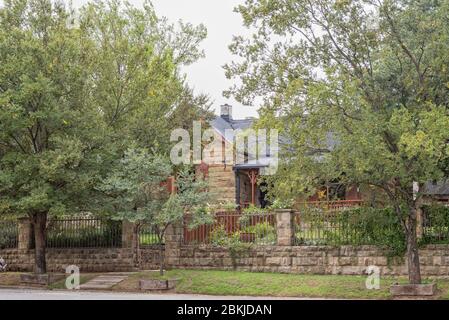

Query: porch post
left=235, top=169, right=241, bottom=207
left=247, top=169, right=258, bottom=205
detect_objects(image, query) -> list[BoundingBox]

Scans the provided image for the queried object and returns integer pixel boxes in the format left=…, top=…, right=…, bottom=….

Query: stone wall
left=0, top=248, right=135, bottom=273
left=166, top=244, right=449, bottom=276
left=207, top=165, right=236, bottom=203
left=4, top=210, right=449, bottom=276
left=0, top=246, right=165, bottom=273
left=138, top=246, right=164, bottom=270
left=0, top=249, right=33, bottom=272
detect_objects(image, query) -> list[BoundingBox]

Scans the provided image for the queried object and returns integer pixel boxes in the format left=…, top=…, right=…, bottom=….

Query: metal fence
left=46, top=218, right=122, bottom=248
left=422, top=204, right=449, bottom=244
left=183, top=211, right=277, bottom=245
left=293, top=201, right=368, bottom=246
left=139, top=223, right=163, bottom=246
left=0, top=220, right=18, bottom=249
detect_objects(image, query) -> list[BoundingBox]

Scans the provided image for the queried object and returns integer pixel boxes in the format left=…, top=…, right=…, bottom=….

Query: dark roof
left=210, top=116, right=254, bottom=142
left=210, top=116, right=276, bottom=169
left=423, top=180, right=449, bottom=195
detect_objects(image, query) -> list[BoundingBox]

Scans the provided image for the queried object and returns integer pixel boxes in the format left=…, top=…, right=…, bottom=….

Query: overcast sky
left=67, top=0, right=257, bottom=119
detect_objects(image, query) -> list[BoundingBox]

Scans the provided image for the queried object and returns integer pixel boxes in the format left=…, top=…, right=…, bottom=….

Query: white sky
left=70, top=0, right=258, bottom=119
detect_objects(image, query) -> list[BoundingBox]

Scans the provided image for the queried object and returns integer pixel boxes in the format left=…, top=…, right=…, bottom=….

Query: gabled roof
left=210, top=116, right=254, bottom=143
left=210, top=115, right=276, bottom=169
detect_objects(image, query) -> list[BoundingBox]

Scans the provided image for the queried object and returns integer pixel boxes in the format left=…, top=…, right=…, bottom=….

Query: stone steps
left=80, top=274, right=130, bottom=290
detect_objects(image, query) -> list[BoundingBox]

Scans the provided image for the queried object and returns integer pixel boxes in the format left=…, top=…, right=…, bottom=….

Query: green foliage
left=226, top=0, right=449, bottom=282
left=269, top=199, right=294, bottom=210
left=208, top=225, right=252, bottom=269
left=98, top=147, right=172, bottom=222
left=209, top=224, right=229, bottom=247
left=242, top=221, right=277, bottom=245
left=219, top=201, right=238, bottom=212
left=296, top=207, right=406, bottom=257
left=242, top=204, right=269, bottom=215
left=226, top=0, right=449, bottom=212
left=238, top=206, right=267, bottom=227
left=0, top=0, right=209, bottom=220
left=0, top=0, right=106, bottom=218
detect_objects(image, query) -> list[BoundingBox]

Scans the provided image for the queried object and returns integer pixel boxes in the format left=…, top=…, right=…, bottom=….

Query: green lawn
left=114, top=269, right=449, bottom=299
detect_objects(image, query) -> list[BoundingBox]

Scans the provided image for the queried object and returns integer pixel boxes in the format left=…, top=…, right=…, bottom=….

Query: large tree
left=225, top=0, right=449, bottom=284
left=0, top=0, right=208, bottom=274
left=0, top=0, right=105, bottom=274
left=80, top=0, right=209, bottom=154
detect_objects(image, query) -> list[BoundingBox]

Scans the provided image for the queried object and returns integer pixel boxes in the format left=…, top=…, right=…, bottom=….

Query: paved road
left=0, top=288, right=316, bottom=300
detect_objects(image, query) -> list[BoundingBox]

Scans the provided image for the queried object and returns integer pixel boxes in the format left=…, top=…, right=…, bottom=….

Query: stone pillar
left=122, top=220, right=136, bottom=249
left=18, top=217, right=33, bottom=250
left=275, top=209, right=294, bottom=246
left=122, top=220, right=139, bottom=267
left=164, top=223, right=183, bottom=268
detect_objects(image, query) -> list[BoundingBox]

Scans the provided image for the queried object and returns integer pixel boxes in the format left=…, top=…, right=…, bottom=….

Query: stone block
left=20, top=273, right=65, bottom=285
left=139, top=279, right=178, bottom=291
left=390, top=283, right=437, bottom=296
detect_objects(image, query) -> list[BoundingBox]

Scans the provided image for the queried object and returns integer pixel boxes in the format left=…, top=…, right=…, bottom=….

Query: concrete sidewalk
left=0, top=288, right=325, bottom=300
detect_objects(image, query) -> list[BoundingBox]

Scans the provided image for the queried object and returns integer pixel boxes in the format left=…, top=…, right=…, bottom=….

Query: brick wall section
left=163, top=244, right=449, bottom=276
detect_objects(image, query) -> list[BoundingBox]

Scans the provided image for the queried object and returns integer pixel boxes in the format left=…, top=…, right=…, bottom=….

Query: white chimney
left=220, top=104, right=232, bottom=122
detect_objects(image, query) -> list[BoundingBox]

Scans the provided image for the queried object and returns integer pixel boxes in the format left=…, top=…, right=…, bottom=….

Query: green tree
left=81, top=0, right=209, bottom=154
left=153, top=167, right=214, bottom=275
left=100, top=148, right=212, bottom=275
left=0, top=0, right=105, bottom=274
left=0, top=0, right=208, bottom=274
left=225, top=0, right=449, bottom=284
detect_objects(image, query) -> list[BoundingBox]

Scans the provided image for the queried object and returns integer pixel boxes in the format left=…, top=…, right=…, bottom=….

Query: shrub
left=209, top=225, right=229, bottom=246
left=242, top=222, right=276, bottom=245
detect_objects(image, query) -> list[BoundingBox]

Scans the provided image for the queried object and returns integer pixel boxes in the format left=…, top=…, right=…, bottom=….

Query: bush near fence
left=183, top=211, right=277, bottom=245
left=294, top=206, right=406, bottom=256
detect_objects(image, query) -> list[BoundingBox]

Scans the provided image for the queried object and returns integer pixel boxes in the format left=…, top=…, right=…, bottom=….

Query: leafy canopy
left=0, top=0, right=210, bottom=219
left=225, top=0, right=449, bottom=206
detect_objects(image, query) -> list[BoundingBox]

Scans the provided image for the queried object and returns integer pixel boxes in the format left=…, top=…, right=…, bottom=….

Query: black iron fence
left=422, top=204, right=449, bottom=244
left=0, top=220, right=18, bottom=249
left=138, top=223, right=163, bottom=246
left=293, top=205, right=403, bottom=247
left=46, top=218, right=122, bottom=248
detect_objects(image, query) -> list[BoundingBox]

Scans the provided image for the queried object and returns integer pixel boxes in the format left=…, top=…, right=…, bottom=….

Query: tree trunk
left=406, top=206, right=422, bottom=284
left=32, top=213, right=47, bottom=274
left=159, top=242, right=164, bottom=276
